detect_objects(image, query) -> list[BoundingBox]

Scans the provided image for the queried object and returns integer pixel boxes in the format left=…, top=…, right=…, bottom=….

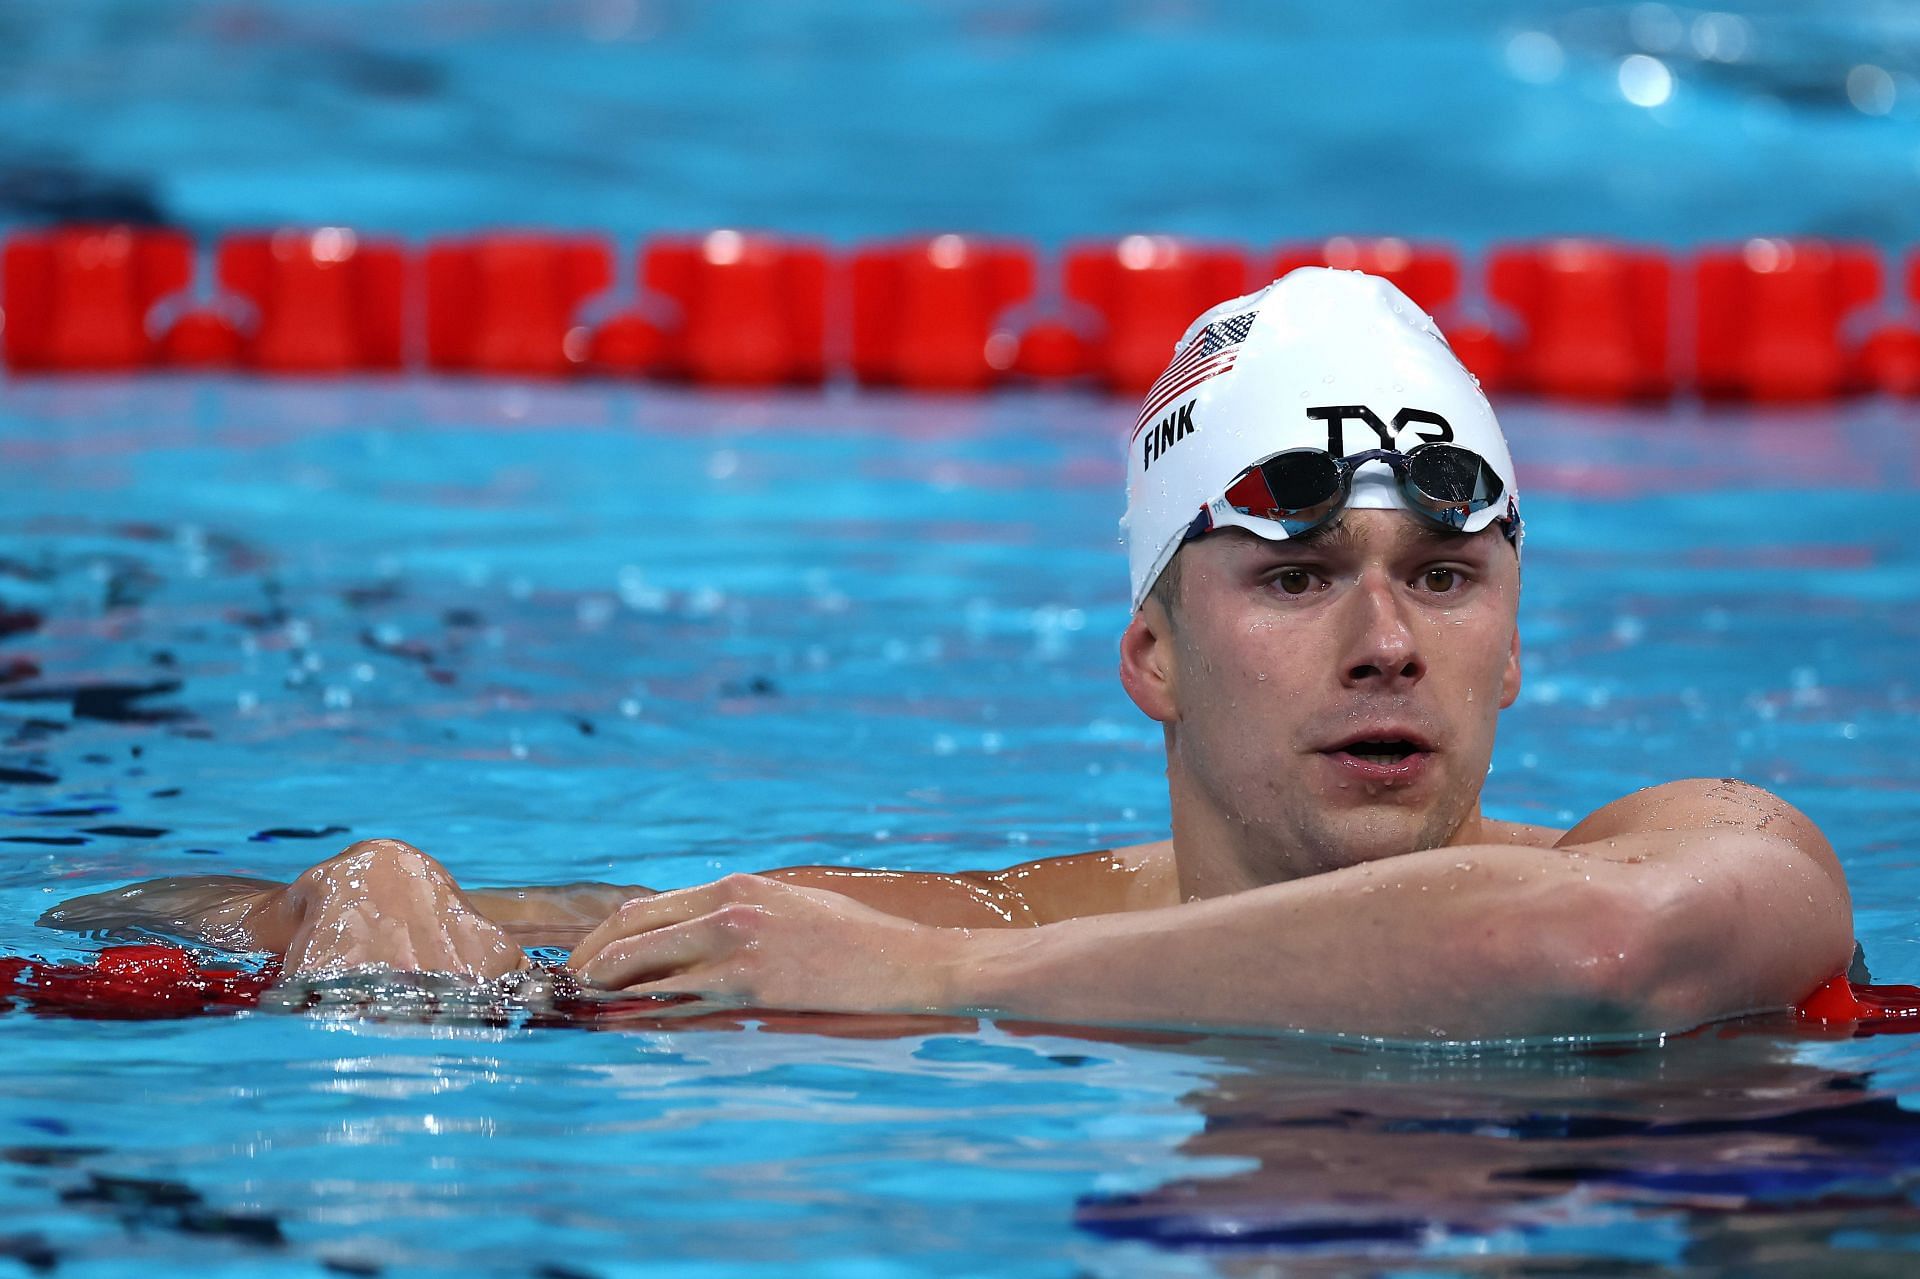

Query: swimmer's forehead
left=1202, top=513, right=1509, bottom=561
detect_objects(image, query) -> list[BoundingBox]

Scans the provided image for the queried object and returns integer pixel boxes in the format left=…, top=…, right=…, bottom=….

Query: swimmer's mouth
left=1322, top=732, right=1434, bottom=763
left=1343, top=740, right=1418, bottom=764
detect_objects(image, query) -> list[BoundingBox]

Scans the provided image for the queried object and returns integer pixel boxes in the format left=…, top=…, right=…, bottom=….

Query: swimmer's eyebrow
left=1397, top=521, right=1489, bottom=554
left=1276, top=516, right=1357, bottom=556
left=1243, top=517, right=1489, bottom=562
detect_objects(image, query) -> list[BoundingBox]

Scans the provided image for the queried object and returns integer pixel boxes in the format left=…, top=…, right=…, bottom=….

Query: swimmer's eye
left=1272, top=569, right=1317, bottom=596
left=1421, top=567, right=1465, bottom=594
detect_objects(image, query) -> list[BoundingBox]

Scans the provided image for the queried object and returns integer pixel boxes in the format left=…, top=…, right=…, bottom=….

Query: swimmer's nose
left=1339, top=572, right=1424, bottom=691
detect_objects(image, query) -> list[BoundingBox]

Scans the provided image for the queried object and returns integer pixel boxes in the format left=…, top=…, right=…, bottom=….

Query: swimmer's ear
left=1120, top=602, right=1178, bottom=722
left=1498, top=625, right=1522, bottom=710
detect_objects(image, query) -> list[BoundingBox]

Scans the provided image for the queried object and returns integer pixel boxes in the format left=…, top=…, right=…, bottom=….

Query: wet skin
left=43, top=512, right=1856, bottom=1039
left=1120, top=511, right=1527, bottom=896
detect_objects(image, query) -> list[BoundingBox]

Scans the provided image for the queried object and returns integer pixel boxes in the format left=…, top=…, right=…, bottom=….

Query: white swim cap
left=1121, top=267, right=1522, bottom=611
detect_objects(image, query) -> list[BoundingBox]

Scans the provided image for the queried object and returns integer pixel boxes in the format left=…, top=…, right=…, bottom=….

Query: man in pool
left=46, top=268, right=1854, bottom=1040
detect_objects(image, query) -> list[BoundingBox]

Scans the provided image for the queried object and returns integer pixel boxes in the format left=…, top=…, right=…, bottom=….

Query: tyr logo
left=1305, top=405, right=1454, bottom=453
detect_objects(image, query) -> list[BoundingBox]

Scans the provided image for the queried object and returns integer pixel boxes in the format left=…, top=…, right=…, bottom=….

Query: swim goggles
left=1183, top=444, right=1518, bottom=545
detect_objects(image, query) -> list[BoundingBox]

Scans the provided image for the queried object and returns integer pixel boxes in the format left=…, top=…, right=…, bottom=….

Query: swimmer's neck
left=1166, top=792, right=1524, bottom=901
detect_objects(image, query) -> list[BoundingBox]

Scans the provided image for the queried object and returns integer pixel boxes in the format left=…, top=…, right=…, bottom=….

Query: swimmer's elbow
left=1530, top=838, right=1854, bottom=1033
left=1484, top=882, right=1687, bottom=1034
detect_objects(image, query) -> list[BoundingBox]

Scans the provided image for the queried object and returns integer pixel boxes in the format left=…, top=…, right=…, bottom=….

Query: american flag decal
left=1131, top=310, right=1258, bottom=440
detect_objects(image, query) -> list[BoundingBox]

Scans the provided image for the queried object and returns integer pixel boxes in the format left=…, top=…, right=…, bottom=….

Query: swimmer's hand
left=276, top=839, right=530, bottom=982
left=568, top=874, right=962, bottom=1013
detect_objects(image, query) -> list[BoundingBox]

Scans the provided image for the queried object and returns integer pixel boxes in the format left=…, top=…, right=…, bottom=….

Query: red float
left=1796, top=973, right=1920, bottom=1035
left=426, top=233, right=614, bottom=377
left=1486, top=239, right=1673, bottom=401
left=1, top=225, right=194, bottom=371
left=642, top=231, right=829, bottom=386
left=850, top=236, right=1034, bottom=391
left=1858, top=325, right=1920, bottom=397
left=217, top=229, right=406, bottom=373
left=3, top=945, right=275, bottom=1020
left=585, top=311, right=667, bottom=377
left=1063, top=237, right=1250, bottom=394
left=1695, top=239, right=1881, bottom=401
left=158, top=310, right=245, bottom=368
left=1855, top=253, right=1920, bottom=397
left=1271, top=237, right=1461, bottom=315
left=7, top=222, right=1920, bottom=403
left=1012, top=319, right=1091, bottom=381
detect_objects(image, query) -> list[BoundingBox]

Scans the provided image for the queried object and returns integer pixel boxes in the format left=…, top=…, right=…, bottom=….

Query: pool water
left=5, top=1, right=1919, bottom=246
left=2, top=378, right=1919, bottom=1275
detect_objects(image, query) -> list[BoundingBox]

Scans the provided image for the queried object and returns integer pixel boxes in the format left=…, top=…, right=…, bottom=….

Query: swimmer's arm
left=571, top=781, right=1851, bottom=1038
left=39, top=874, right=296, bottom=951
left=756, top=845, right=1165, bottom=928
left=40, top=868, right=653, bottom=953
left=39, top=840, right=1151, bottom=955
left=460, top=884, right=655, bottom=947
left=483, top=847, right=1162, bottom=941
left=950, top=780, right=1852, bottom=1038
left=466, top=843, right=1163, bottom=940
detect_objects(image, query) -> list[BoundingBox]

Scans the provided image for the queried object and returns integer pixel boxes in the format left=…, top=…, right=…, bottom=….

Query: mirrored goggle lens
left=1262, top=450, right=1344, bottom=510
left=1406, top=443, right=1504, bottom=512
left=1224, top=450, right=1345, bottom=527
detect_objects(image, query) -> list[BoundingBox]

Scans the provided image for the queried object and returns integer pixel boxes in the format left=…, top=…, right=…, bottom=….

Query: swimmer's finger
left=611, top=971, right=749, bottom=1004
left=567, top=889, right=711, bottom=971
left=575, top=906, right=766, bottom=991
left=570, top=874, right=784, bottom=971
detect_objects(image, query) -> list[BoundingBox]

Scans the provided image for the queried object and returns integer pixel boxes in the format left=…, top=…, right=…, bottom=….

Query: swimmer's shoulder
left=1550, top=777, right=1842, bottom=875
left=978, top=838, right=1178, bottom=923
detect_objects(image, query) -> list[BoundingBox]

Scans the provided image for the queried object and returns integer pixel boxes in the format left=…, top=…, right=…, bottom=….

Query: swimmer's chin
left=1292, top=822, right=1467, bottom=877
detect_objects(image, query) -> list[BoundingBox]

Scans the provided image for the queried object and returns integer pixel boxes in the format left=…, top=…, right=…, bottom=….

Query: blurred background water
left=1, top=0, right=1918, bottom=246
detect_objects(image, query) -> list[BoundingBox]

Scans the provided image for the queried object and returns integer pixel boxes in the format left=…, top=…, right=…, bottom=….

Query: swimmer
left=45, top=268, right=1854, bottom=1039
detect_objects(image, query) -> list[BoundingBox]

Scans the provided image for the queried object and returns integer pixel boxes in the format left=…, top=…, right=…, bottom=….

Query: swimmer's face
left=1123, top=509, right=1522, bottom=879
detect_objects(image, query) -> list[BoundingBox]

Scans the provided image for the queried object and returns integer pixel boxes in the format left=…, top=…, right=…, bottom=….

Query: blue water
left=3, top=1, right=1918, bottom=247
left=2, top=378, right=1919, bottom=1275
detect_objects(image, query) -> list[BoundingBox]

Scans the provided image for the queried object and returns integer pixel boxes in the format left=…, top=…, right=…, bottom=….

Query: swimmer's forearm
left=948, top=833, right=1851, bottom=1039
left=464, top=883, right=655, bottom=948
left=43, top=875, right=655, bottom=954
left=38, top=875, right=300, bottom=952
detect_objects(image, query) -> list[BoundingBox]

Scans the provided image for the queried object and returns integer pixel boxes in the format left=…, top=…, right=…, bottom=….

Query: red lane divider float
left=1490, top=239, right=1674, bottom=402
left=851, top=234, right=1034, bottom=391
left=219, top=228, right=407, bottom=373
left=2, top=226, right=194, bottom=371
left=427, top=233, right=614, bottom=377
left=0, top=945, right=276, bottom=1020
left=6, top=225, right=1920, bottom=402
left=1064, top=236, right=1249, bottom=394
left=1696, top=238, right=1882, bottom=402
left=644, top=231, right=829, bottom=386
